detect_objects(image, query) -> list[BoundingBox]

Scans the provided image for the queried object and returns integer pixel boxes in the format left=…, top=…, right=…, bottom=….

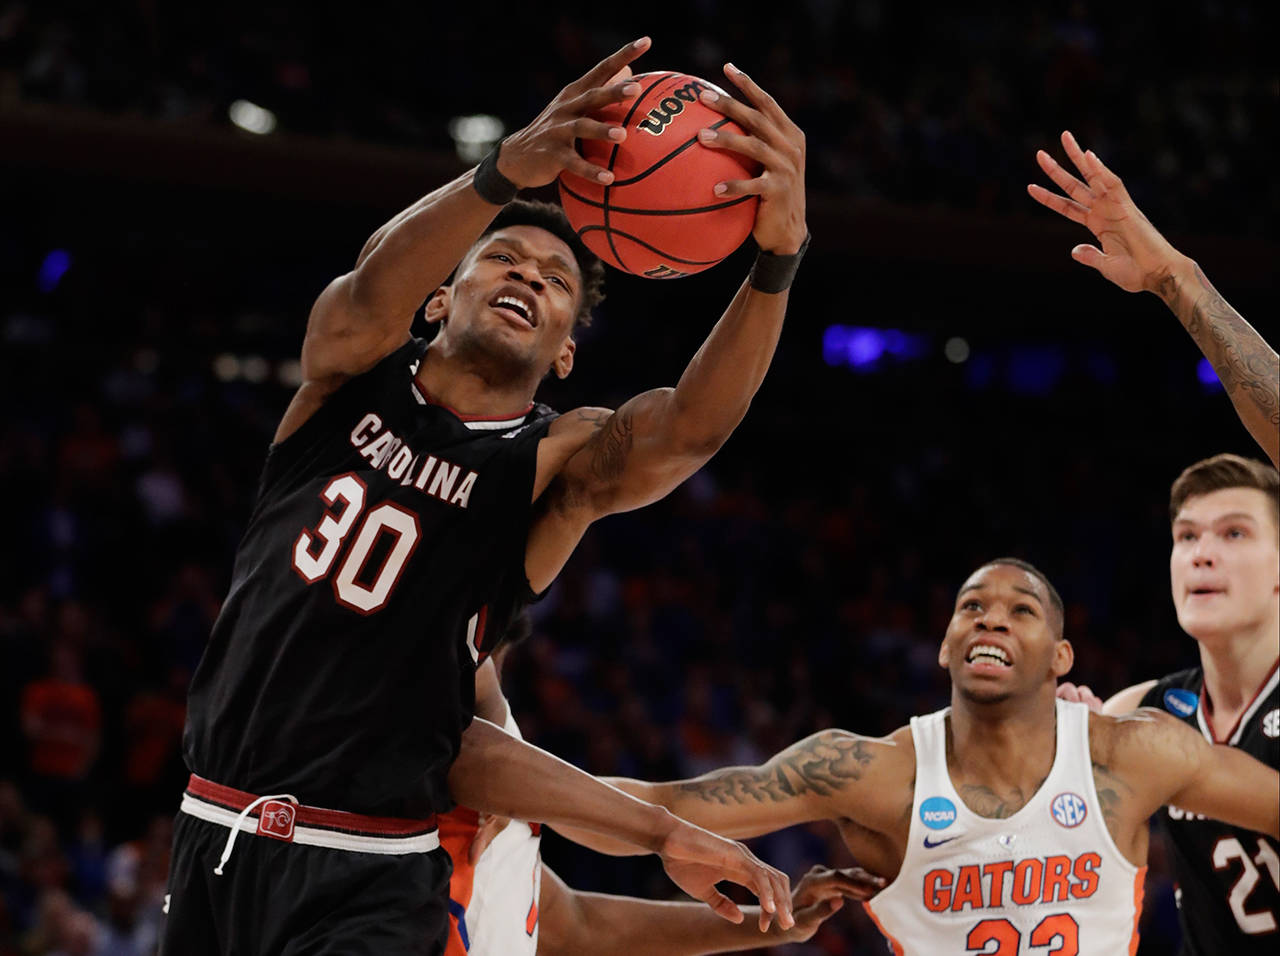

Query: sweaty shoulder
left=532, top=405, right=613, bottom=502
left=1088, top=707, right=1166, bottom=759
left=1088, top=708, right=1204, bottom=806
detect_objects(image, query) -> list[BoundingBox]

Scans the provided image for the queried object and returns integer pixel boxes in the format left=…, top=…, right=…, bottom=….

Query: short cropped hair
left=477, top=200, right=606, bottom=330
left=1169, top=453, right=1280, bottom=531
left=977, top=557, right=1065, bottom=633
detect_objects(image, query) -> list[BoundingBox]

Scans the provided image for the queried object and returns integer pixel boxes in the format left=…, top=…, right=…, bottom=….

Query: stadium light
left=213, top=354, right=241, bottom=382
left=229, top=99, right=278, bottom=135
left=38, top=249, right=72, bottom=293
left=944, top=337, right=970, bottom=364
left=1196, top=357, right=1223, bottom=390
left=823, top=324, right=928, bottom=372
left=448, top=114, right=505, bottom=163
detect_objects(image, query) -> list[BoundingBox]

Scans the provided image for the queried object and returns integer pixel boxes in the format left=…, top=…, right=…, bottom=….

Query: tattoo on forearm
left=589, top=408, right=634, bottom=483
left=678, top=734, right=875, bottom=806
left=1160, top=264, right=1280, bottom=432
left=957, top=777, right=1047, bottom=820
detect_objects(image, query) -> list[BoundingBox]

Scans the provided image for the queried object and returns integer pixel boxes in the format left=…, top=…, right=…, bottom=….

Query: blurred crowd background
left=1, top=1, right=1276, bottom=953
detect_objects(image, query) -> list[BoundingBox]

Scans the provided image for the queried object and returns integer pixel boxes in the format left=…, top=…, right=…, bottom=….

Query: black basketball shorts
left=159, top=776, right=451, bottom=955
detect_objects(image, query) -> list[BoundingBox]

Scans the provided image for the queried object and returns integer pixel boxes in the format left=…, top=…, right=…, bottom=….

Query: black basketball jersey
left=1141, top=664, right=1280, bottom=954
left=183, top=337, right=557, bottom=818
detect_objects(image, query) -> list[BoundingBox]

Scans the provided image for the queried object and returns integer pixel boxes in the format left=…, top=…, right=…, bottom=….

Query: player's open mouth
left=491, top=292, right=537, bottom=329
left=965, top=644, right=1012, bottom=668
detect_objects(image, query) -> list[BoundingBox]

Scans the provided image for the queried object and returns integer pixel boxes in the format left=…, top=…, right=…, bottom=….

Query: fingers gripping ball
left=558, top=72, right=761, bottom=278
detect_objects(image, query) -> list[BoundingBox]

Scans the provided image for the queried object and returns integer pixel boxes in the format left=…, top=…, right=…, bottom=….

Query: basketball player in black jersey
left=161, top=37, right=807, bottom=955
left=1032, top=132, right=1280, bottom=953
left=1059, top=457, right=1279, bottom=954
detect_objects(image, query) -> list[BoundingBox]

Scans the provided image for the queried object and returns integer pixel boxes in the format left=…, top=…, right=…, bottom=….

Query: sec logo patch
left=1263, top=709, right=1279, bottom=739
left=1050, top=792, right=1088, bottom=828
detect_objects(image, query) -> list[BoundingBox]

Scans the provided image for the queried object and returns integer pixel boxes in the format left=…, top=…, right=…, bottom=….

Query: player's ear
left=938, top=641, right=952, bottom=669
left=424, top=286, right=451, bottom=325
left=552, top=336, right=576, bottom=380
left=1051, top=639, right=1074, bottom=679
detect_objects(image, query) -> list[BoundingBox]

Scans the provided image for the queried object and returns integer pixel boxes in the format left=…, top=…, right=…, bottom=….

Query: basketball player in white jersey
left=565, top=558, right=1279, bottom=953
left=442, top=628, right=883, bottom=956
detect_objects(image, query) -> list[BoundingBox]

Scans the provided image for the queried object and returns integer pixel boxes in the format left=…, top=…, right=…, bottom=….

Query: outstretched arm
left=553, top=730, right=903, bottom=858
left=273, top=38, right=652, bottom=442
left=526, top=65, right=808, bottom=591
left=538, top=863, right=874, bottom=956
left=1109, top=709, right=1279, bottom=838
left=1028, top=130, right=1279, bottom=466
left=448, top=717, right=792, bottom=931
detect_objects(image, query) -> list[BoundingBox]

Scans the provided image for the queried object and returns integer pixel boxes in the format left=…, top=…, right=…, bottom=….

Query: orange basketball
left=557, top=71, right=761, bottom=278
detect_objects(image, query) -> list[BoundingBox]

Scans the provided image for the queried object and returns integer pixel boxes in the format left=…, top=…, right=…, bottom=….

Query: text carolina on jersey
left=350, top=413, right=479, bottom=509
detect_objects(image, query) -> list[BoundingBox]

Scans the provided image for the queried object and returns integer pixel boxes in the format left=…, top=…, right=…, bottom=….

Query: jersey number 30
left=966, top=914, right=1079, bottom=955
left=292, top=474, right=420, bottom=613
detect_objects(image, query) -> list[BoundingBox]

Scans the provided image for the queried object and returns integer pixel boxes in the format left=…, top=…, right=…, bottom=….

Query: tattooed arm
left=555, top=730, right=907, bottom=857
left=1154, top=261, right=1279, bottom=466
left=1029, top=130, right=1278, bottom=466
left=1101, top=710, right=1279, bottom=842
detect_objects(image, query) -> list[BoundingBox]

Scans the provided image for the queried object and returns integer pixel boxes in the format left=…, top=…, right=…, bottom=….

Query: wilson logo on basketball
left=637, top=81, right=708, bottom=136
left=643, top=265, right=688, bottom=279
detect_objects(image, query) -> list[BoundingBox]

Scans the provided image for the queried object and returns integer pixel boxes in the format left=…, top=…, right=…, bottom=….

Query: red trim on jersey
left=1200, top=658, right=1280, bottom=743
left=1128, top=866, right=1147, bottom=955
left=186, top=775, right=437, bottom=837
left=475, top=605, right=490, bottom=658
left=411, top=379, right=533, bottom=425
left=863, top=902, right=906, bottom=956
left=525, top=857, right=539, bottom=936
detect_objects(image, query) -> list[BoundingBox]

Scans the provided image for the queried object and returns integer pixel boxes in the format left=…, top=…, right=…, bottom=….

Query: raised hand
left=1027, top=130, right=1183, bottom=294
left=657, top=816, right=794, bottom=932
left=695, top=64, right=807, bottom=255
left=497, top=38, right=651, bottom=188
left=1024, top=131, right=1182, bottom=293
left=1029, top=129, right=1278, bottom=466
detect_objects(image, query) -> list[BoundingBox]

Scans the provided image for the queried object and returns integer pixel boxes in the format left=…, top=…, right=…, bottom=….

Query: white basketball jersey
left=463, top=710, right=543, bottom=956
left=865, top=699, right=1144, bottom=955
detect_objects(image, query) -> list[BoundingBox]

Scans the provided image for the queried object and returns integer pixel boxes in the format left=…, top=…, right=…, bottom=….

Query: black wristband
left=749, top=233, right=811, bottom=293
left=473, top=140, right=519, bottom=206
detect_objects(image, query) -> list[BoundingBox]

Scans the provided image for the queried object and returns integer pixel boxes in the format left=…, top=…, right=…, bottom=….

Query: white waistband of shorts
left=180, top=793, right=441, bottom=855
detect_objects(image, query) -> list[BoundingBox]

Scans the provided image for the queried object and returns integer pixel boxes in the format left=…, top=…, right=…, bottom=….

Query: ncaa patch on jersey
left=920, top=796, right=957, bottom=830
left=1264, top=708, right=1280, bottom=739
left=1163, top=688, right=1198, bottom=718
left=1050, top=792, right=1088, bottom=828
